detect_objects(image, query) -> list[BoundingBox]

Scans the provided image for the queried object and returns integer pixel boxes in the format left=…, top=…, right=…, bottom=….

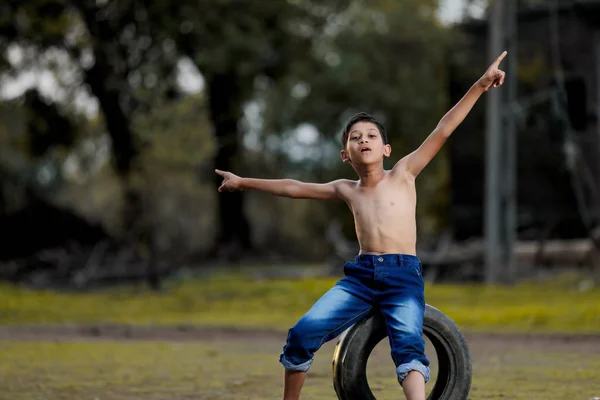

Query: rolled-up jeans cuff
left=396, top=359, right=430, bottom=384
left=279, top=353, right=313, bottom=372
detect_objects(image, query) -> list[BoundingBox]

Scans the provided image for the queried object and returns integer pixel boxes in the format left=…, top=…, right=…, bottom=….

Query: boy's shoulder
left=329, top=179, right=357, bottom=200
left=333, top=179, right=357, bottom=190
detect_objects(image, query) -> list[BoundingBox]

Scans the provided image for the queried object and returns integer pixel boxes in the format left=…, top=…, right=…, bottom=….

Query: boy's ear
left=383, top=144, right=392, bottom=158
left=340, top=149, right=351, bottom=163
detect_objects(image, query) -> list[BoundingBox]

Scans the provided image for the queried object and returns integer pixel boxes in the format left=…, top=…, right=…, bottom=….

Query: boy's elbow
left=434, top=124, right=452, bottom=139
left=284, top=180, right=303, bottom=198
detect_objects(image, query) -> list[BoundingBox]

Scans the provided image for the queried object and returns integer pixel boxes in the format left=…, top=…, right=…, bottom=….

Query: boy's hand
left=477, top=50, right=507, bottom=91
left=215, top=169, right=243, bottom=192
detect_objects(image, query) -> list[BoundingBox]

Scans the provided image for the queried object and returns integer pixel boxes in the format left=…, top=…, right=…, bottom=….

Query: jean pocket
left=343, top=261, right=359, bottom=276
left=405, top=262, right=423, bottom=281
left=395, top=263, right=421, bottom=278
left=411, top=264, right=422, bottom=278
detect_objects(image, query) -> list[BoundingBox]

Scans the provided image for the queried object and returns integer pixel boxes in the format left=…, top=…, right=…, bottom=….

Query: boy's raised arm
left=215, top=169, right=345, bottom=200
left=397, top=51, right=507, bottom=178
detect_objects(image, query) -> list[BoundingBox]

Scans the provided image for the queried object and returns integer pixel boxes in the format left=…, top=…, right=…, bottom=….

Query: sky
left=438, top=0, right=486, bottom=24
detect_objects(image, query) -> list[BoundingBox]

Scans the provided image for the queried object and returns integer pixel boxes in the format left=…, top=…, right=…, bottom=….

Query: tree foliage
left=0, top=0, right=456, bottom=269
left=257, top=0, right=455, bottom=237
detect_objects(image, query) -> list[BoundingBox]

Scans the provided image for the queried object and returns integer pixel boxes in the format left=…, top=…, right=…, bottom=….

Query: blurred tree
left=0, top=1, right=104, bottom=267
left=144, top=0, right=349, bottom=258
left=256, top=0, right=455, bottom=239
left=0, top=0, right=78, bottom=192
left=68, top=0, right=176, bottom=288
left=0, top=0, right=178, bottom=287
left=23, top=89, right=75, bottom=157
left=1, top=0, right=456, bottom=268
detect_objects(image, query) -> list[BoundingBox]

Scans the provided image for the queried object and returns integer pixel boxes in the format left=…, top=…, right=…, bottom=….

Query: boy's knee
left=279, top=321, right=318, bottom=372
left=286, top=319, right=313, bottom=350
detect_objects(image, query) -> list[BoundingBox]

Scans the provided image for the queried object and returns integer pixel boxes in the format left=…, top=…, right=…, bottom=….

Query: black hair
left=341, top=112, right=387, bottom=148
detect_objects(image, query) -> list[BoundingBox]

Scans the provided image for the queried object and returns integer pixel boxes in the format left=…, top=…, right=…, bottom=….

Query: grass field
left=1, top=270, right=599, bottom=333
left=0, top=333, right=598, bottom=400
left=1, top=270, right=599, bottom=399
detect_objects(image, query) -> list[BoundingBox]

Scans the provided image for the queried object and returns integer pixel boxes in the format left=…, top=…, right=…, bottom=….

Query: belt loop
left=396, top=254, right=402, bottom=266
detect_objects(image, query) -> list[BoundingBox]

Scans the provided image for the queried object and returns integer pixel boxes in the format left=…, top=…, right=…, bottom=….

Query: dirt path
left=1, top=324, right=599, bottom=353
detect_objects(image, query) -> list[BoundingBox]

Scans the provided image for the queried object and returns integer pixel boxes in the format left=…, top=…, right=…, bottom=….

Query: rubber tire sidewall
left=332, top=304, right=472, bottom=400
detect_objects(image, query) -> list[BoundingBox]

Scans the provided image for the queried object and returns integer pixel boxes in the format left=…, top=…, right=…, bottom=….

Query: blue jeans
left=279, top=254, right=430, bottom=384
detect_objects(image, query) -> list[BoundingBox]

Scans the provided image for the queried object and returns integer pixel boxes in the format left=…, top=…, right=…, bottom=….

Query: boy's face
left=340, top=121, right=391, bottom=165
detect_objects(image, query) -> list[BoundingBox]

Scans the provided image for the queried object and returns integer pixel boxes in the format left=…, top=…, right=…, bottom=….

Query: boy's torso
left=339, top=170, right=417, bottom=255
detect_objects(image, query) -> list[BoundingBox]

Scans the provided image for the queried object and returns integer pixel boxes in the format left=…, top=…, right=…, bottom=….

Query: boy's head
left=341, top=112, right=388, bottom=149
left=340, top=112, right=390, bottom=165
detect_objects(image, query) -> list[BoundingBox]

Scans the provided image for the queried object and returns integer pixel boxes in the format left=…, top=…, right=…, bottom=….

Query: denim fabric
left=279, top=253, right=430, bottom=384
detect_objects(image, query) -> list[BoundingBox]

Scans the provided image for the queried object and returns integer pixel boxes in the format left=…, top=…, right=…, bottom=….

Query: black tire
left=332, top=304, right=472, bottom=400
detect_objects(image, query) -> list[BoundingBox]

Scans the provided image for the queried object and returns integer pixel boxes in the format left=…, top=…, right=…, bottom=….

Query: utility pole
left=596, top=30, right=600, bottom=153
left=502, top=0, right=518, bottom=285
left=485, top=0, right=518, bottom=285
left=484, top=0, right=505, bottom=285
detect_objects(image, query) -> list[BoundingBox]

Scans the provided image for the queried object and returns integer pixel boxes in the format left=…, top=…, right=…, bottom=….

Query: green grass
left=1, top=270, right=599, bottom=400
left=1, top=270, right=599, bottom=333
left=1, top=336, right=599, bottom=400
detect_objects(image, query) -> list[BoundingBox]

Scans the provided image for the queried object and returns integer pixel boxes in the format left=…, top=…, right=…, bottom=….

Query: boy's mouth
left=360, top=147, right=371, bottom=153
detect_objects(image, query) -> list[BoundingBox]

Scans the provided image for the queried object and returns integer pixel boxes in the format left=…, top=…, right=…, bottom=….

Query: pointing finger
left=493, top=50, right=508, bottom=67
left=215, top=169, right=224, bottom=176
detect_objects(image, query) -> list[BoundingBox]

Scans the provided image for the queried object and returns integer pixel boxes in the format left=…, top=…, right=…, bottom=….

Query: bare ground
left=1, top=324, right=600, bottom=351
left=1, top=325, right=599, bottom=400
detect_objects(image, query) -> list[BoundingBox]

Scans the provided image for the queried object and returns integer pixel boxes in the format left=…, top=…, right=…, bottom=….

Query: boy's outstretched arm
left=397, top=51, right=508, bottom=178
left=215, top=169, right=344, bottom=200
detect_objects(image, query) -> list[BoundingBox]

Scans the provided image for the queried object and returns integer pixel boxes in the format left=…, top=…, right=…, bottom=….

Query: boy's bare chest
left=346, top=182, right=416, bottom=217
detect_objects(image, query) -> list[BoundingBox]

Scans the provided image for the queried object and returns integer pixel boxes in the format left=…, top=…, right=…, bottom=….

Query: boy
left=216, top=51, right=507, bottom=400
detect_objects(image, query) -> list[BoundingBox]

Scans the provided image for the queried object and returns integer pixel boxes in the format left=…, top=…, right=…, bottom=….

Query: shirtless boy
left=216, top=51, right=507, bottom=400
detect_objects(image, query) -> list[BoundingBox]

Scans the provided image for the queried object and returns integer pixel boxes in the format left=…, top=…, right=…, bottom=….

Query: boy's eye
left=351, top=137, right=358, bottom=140
left=369, top=134, right=376, bottom=138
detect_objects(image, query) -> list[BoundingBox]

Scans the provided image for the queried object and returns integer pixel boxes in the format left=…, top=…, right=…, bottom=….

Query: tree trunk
left=74, top=2, right=137, bottom=176
left=74, top=2, right=160, bottom=289
left=207, top=72, right=252, bottom=256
